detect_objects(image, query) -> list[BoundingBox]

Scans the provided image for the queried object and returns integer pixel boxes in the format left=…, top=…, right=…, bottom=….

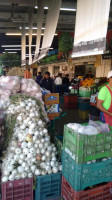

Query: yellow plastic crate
left=78, top=110, right=89, bottom=120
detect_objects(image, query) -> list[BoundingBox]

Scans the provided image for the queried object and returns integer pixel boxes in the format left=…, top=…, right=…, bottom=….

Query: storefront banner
left=72, top=0, right=111, bottom=58
left=21, top=27, right=26, bottom=66
left=33, top=0, right=44, bottom=63
left=29, top=9, right=34, bottom=65
left=38, top=0, right=62, bottom=60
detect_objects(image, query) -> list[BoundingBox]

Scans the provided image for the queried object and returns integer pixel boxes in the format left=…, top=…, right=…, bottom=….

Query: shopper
left=54, top=73, right=62, bottom=85
left=63, top=74, right=69, bottom=86
left=36, top=72, right=43, bottom=85
left=97, top=71, right=112, bottom=126
left=40, top=71, right=54, bottom=93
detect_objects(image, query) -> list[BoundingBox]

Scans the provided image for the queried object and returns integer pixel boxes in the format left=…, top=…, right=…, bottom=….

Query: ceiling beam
left=0, top=12, right=75, bottom=27
left=0, top=0, right=35, bottom=7
left=0, top=0, right=76, bottom=9
left=0, top=22, right=74, bottom=29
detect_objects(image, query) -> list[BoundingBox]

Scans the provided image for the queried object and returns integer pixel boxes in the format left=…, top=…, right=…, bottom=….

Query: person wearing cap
left=97, top=71, right=112, bottom=126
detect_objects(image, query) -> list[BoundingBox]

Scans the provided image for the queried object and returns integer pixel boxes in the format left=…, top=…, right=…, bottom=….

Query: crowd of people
left=35, top=71, right=70, bottom=93
left=35, top=71, right=94, bottom=93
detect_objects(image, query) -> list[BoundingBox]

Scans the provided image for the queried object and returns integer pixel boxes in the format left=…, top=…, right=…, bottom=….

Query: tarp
left=33, top=0, right=44, bottom=63
left=38, top=0, right=62, bottom=60
left=72, top=0, right=111, bottom=58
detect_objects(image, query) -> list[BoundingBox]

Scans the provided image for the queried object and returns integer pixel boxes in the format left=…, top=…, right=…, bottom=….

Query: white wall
left=96, top=59, right=111, bottom=77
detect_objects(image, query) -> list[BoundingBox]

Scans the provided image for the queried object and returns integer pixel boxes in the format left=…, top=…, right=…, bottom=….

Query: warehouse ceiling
left=0, top=0, right=112, bottom=55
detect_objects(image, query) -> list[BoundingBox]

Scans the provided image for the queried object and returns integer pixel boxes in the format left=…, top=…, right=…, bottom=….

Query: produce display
left=67, top=121, right=110, bottom=135
left=21, top=78, right=42, bottom=101
left=1, top=94, right=62, bottom=183
left=7, top=67, right=24, bottom=77
left=81, top=78, right=94, bottom=87
left=0, top=76, right=48, bottom=122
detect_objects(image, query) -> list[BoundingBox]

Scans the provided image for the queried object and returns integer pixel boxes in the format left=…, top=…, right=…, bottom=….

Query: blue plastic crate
left=35, top=173, right=62, bottom=200
left=77, top=97, right=90, bottom=102
left=62, top=150, right=112, bottom=191
left=78, top=102, right=90, bottom=111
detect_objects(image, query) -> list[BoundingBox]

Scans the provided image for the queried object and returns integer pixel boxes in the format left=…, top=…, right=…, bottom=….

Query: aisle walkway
left=55, top=105, right=88, bottom=136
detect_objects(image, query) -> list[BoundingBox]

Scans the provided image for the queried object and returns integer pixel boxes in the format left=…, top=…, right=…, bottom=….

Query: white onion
left=18, top=166, right=24, bottom=173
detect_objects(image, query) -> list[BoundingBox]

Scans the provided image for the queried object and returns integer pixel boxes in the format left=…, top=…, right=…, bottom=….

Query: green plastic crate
left=79, top=89, right=91, bottom=97
left=62, top=150, right=112, bottom=191
left=70, top=89, right=77, bottom=94
left=63, top=124, right=112, bottom=164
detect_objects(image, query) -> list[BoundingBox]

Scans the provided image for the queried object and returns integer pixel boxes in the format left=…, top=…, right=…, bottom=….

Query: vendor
left=85, top=71, right=93, bottom=79
left=97, top=71, right=112, bottom=126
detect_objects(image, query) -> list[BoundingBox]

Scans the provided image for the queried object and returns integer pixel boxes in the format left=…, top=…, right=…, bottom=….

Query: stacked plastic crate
left=61, top=124, right=112, bottom=200
left=1, top=178, right=33, bottom=200
left=35, top=173, right=62, bottom=200
left=78, top=97, right=90, bottom=120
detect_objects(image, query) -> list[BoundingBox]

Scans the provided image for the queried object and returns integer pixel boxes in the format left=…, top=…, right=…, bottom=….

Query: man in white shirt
left=54, top=73, right=62, bottom=85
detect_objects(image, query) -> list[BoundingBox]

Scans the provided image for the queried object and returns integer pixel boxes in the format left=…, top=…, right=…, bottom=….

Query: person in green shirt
left=97, top=71, right=112, bottom=126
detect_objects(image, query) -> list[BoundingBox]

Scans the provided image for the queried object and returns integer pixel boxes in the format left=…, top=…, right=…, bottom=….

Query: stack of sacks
left=0, top=76, right=20, bottom=94
left=21, top=79, right=42, bottom=101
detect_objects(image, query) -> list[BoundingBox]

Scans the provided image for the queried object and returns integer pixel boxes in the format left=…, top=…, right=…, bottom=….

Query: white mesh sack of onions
left=1, top=94, right=62, bottom=183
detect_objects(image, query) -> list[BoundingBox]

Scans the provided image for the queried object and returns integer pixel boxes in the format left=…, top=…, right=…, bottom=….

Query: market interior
left=0, top=0, right=112, bottom=200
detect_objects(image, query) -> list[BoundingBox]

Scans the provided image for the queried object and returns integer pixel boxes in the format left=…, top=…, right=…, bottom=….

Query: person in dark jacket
left=36, top=72, right=43, bottom=85
left=40, top=71, right=54, bottom=93
left=63, top=74, right=70, bottom=86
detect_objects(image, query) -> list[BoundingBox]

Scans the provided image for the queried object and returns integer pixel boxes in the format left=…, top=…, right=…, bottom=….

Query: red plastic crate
left=64, top=95, right=77, bottom=109
left=64, top=95, right=77, bottom=103
left=61, top=176, right=112, bottom=200
left=1, top=178, right=33, bottom=200
left=64, top=102, right=77, bottom=109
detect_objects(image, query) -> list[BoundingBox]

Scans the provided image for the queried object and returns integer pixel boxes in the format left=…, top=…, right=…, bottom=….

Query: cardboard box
left=44, top=93, right=59, bottom=105
left=44, top=93, right=59, bottom=120
left=47, top=113, right=60, bottom=120
left=45, top=104, right=59, bottom=114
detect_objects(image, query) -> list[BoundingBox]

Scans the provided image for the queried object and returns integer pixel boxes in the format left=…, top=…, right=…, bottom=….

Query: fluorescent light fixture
left=71, top=51, right=104, bottom=58
left=5, top=49, right=21, bottom=50
left=35, top=5, right=76, bottom=11
left=24, top=27, right=45, bottom=30
left=44, top=6, right=48, bottom=9
left=2, top=45, right=21, bottom=47
left=6, top=33, right=22, bottom=36
left=3, top=52, right=17, bottom=54
left=2, top=45, right=54, bottom=49
left=60, top=8, right=76, bottom=11
left=6, top=33, right=58, bottom=36
left=2, top=45, right=35, bottom=47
